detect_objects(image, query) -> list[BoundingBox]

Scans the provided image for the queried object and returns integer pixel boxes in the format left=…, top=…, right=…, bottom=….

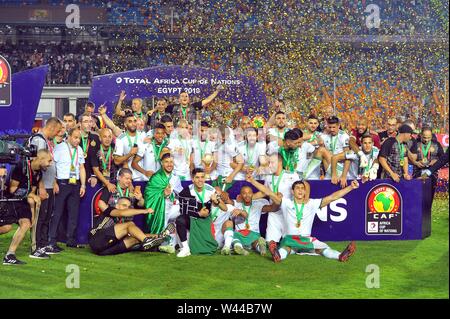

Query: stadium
left=0, top=0, right=448, bottom=303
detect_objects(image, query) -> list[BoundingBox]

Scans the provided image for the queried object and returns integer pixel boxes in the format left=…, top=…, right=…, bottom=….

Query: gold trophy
left=202, top=154, right=214, bottom=180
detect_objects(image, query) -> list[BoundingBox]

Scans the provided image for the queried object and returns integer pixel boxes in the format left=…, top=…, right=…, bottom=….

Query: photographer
left=2, top=149, right=53, bottom=265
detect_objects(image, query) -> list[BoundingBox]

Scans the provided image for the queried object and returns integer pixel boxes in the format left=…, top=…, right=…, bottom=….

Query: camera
left=0, top=134, right=37, bottom=164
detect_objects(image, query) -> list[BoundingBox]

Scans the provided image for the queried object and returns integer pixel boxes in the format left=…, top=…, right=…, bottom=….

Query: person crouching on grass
left=246, top=173, right=358, bottom=263
left=88, top=197, right=164, bottom=256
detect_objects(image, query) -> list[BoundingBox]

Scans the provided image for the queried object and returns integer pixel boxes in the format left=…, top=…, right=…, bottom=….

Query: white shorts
left=265, top=211, right=285, bottom=242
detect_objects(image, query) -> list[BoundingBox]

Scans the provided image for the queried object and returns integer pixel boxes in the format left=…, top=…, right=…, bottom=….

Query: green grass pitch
left=0, top=199, right=448, bottom=299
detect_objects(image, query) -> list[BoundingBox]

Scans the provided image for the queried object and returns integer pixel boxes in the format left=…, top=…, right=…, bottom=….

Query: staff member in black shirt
left=47, top=128, right=86, bottom=253
left=378, top=124, right=414, bottom=182
left=78, top=113, right=101, bottom=187
left=2, top=149, right=53, bottom=265
left=146, top=97, right=170, bottom=130
left=167, top=86, right=223, bottom=125
left=92, top=128, right=118, bottom=193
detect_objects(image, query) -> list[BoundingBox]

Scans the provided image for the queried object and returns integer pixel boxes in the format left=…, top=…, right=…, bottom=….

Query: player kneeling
left=89, top=197, right=163, bottom=255
left=246, top=174, right=357, bottom=263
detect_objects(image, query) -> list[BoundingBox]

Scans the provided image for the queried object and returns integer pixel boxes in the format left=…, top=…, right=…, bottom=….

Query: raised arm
left=114, top=90, right=127, bottom=117
left=201, top=86, right=223, bottom=107
left=98, top=104, right=123, bottom=137
left=320, top=180, right=359, bottom=208
left=245, top=174, right=282, bottom=206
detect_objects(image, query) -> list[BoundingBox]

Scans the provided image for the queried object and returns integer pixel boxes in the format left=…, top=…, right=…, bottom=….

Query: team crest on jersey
left=365, top=184, right=402, bottom=235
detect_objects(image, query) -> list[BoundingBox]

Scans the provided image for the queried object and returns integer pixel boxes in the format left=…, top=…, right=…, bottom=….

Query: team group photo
left=0, top=0, right=448, bottom=302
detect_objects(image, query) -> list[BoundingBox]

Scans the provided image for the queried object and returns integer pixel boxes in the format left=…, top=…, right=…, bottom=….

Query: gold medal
left=400, top=159, right=405, bottom=166
left=90, top=140, right=96, bottom=147
left=296, top=222, right=301, bottom=228
left=245, top=223, right=250, bottom=230
left=70, top=165, right=75, bottom=171
left=84, top=153, right=88, bottom=159
left=103, top=170, right=110, bottom=178
left=422, top=158, right=428, bottom=164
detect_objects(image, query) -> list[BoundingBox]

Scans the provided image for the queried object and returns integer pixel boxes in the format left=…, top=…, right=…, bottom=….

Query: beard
left=127, top=127, right=137, bottom=133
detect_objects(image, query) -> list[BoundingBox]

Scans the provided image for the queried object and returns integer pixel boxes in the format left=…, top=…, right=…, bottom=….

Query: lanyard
left=293, top=200, right=305, bottom=226
left=271, top=170, right=284, bottom=193
left=26, top=160, right=32, bottom=194
left=246, top=142, right=256, bottom=166
left=100, top=145, right=112, bottom=171
left=243, top=203, right=252, bottom=228
left=196, top=139, right=208, bottom=159
left=66, top=142, right=78, bottom=171
left=134, top=112, right=143, bottom=119
left=194, top=187, right=206, bottom=208
left=46, top=138, right=54, bottom=157
left=421, top=141, right=432, bottom=160
left=126, top=132, right=138, bottom=148
left=116, top=184, right=129, bottom=197
left=81, top=134, right=89, bottom=156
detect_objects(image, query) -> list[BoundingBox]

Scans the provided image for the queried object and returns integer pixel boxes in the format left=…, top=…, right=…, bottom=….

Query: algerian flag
left=144, top=169, right=172, bottom=234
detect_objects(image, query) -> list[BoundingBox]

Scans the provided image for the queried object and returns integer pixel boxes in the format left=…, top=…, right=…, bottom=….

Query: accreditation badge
left=69, top=168, right=77, bottom=185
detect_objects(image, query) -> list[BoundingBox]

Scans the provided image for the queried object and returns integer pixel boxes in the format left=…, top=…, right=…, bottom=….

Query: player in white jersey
left=131, top=123, right=169, bottom=182
left=246, top=175, right=358, bottom=263
left=321, top=116, right=350, bottom=179
left=175, top=168, right=229, bottom=257
left=167, top=119, right=194, bottom=181
left=192, top=121, right=217, bottom=181
left=113, top=114, right=146, bottom=181
left=212, top=126, right=244, bottom=191
left=248, top=152, right=300, bottom=243
left=331, top=134, right=380, bottom=188
left=267, top=111, right=289, bottom=144
left=223, top=186, right=270, bottom=256
left=235, top=128, right=267, bottom=180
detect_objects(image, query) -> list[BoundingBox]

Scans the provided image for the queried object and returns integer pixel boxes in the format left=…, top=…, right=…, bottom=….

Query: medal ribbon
left=196, top=139, right=208, bottom=159
left=66, top=142, right=78, bottom=172
left=396, top=138, right=405, bottom=164
left=271, top=170, right=284, bottom=194
left=330, top=135, right=338, bottom=153
left=293, top=200, right=305, bottom=227
left=280, top=147, right=298, bottom=172
left=126, top=132, right=138, bottom=148
left=100, top=145, right=112, bottom=171
left=116, top=184, right=130, bottom=198
left=246, top=142, right=256, bottom=166
left=243, top=203, right=252, bottom=228
left=80, top=134, right=89, bottom=156
left=194, top=187, right=206, bottom=208
left=421, top=141, right=431, bottom=161
left=152, top=139, right=168, bottom=163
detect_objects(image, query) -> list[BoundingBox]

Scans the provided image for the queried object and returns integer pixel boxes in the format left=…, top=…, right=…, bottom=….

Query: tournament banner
left=88, top=65, right=268, bottom=116
left=0, top=65, right=48, bottom=135
left=0, top=55, right=12, bottom=107
left=76, top=179, right=432, bottom=244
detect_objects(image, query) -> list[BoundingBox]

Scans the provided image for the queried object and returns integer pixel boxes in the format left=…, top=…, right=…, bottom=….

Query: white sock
left=255, top=245, right=261, bottom=253
left=233, top=241, right=243, bottom=249
left=224, top=229, right=234, bottom=248
left=279, top=248, right=288, bottom=260
left=181, top=240, right=189, bottom=250
left=322, top=248, right=340, bottom=260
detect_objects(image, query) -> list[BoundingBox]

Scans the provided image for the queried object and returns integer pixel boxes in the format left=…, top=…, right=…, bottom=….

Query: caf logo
left=365, top=184, right=402, bottom=235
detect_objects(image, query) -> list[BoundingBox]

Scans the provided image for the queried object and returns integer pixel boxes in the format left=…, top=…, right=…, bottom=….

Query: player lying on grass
left=221, top=186, right=270, bottom=256
left=245, top=174, right=357, bottom=263
left=88, top=197, right=171, bottom=255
